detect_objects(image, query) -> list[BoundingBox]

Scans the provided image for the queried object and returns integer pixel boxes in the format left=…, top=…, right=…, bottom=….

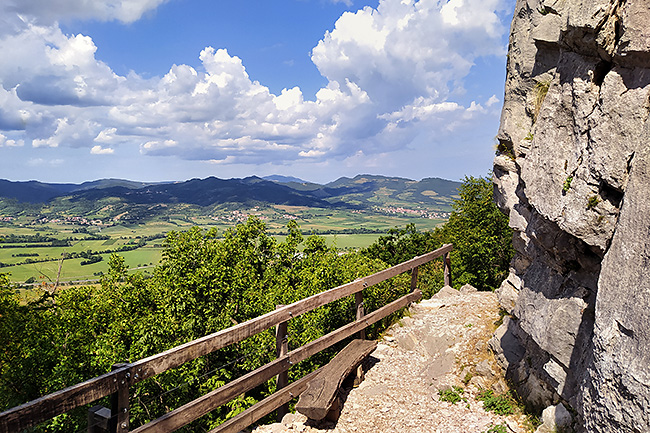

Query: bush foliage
left=363, top=175, right=513, bottom=291
left=0, top=175, right=512, bottom=431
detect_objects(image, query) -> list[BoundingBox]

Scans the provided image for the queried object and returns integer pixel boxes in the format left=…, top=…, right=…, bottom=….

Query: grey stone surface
left=583, top=121, right=650, bottom=433
left=492, top=0, right=650, bottom=430
left=422, top=332, right=456, bottom=358
left=475, top=359, right=494, bottom=378
left=395, top=332, right=418, bottom=352
left=489, top=317, right=525, bottom=376
left=542, top=359, right=567, bottom=396
left=495, top=274, right=519, bottom=315
left=434, top=285, right=460, bottom=299
left=420, top=352, right=455, bottom=383
left=459, top=284, right=478, bottom=294
left=535, top=403, right=573, bottom=433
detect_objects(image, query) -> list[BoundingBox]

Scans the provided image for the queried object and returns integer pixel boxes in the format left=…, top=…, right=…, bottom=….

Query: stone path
left=252, top=286, right=532, bottom=433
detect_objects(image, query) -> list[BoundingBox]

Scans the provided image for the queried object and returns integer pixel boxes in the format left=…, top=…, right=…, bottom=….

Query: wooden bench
left=295, top=339, right=377, bottom=421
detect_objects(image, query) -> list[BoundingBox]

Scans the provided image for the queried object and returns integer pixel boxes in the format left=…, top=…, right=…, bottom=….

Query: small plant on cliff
left=495, top=141, right=516, bottom=160
left=477, top=389, right=514, bottom=415
left=439, top=386, right=466, bottom=404
left=524, top=132, right=534, bottom=141
left=587, top=195, right=600, bottom=210
left=483, top=425, right=508, bottom=433
left=563, top=176, right=573, bottom=193
left=533, top=80, right=551, bottom=123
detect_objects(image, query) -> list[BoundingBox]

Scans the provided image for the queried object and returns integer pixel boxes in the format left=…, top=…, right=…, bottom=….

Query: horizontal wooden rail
left=0, top=366, right=131, bottom=433
left=209, top=368, right=323, bottom=433
left=0, top=244, right=451, bottom=433
left=130, top=290, right=421, bottom=433
left=129, top=243, right=451, bottom=383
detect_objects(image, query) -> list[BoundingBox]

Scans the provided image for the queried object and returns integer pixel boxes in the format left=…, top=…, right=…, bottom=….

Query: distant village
left=0, top=204, right=450, bottom=229
left=375, top=206, right=450, bottom=219
left=36, top=216, right=105, bottom=226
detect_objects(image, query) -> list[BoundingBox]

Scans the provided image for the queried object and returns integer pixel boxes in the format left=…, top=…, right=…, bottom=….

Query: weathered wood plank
left=355, top=291, right=365, bottom=340
left=208, top=368, right=323, bottom=433
left=130, top=290, right=421, bottom=433
left=127, top=244, right=450, bottom=382
left=359, top=244, right=452, bottom=290
left=410, top=266, right=419, bottom=291
left=295, top=339, right=377, bottom=421
left=354, top=291, right=365, bottom=384
left=0, top=242, right=449, bottom=432
left=275, top=305, right=289, bottom=421
left=443, top=252, right=452, bottom=286
left=109, top=363, right=130, bottom=433
left=0, top=367, right=129, bottom=433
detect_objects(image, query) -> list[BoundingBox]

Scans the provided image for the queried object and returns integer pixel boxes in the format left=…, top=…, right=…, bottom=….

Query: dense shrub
left=0, top=175, right=513, bottom=431
left=0, top=218, right=407, bottom=432
left=363, top=175, right=513, bottom=292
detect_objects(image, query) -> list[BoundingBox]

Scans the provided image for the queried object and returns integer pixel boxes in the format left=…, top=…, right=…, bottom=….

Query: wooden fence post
left=410, top=266, right=419, bottom=292
left=354, top=289, right=366, bottom=385
left=355, top=290, right=365, bottom=340
left=87, top=406, right=110, bottom=433
left=443, top=252, right=452, bottom=287
left=275, top=306, right=289, bottom=422
left=109, top=363, right=130, bottom=433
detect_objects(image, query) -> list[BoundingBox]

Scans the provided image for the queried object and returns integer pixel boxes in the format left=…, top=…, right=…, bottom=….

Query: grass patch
left=483, top=425, right=508, bottom=433
left=533, top=80, right=551, bottom=123
left=494, top=308, right=508, bottom=328
left=439, top=386, right=466, bottom=404
left=495, top=141, right=516, bottom=160
left=587, top=195, right=600, bottom=210
left=476, top=389, right=514, bottom=416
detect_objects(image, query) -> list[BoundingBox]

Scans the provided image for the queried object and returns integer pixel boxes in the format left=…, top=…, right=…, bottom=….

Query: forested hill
left=0, top=175, right=461, bottom=211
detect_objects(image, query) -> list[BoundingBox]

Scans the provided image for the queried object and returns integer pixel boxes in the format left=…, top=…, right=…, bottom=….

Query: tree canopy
left=0, top=175, right=512, bottom=431
left=363, top=176, right=513, bottom=291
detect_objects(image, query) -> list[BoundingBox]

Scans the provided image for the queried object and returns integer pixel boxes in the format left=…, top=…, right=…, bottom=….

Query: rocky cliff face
left=491, top=0, right=650, bottom=431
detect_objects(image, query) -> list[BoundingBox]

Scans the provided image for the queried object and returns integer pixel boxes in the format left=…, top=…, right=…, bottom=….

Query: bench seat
left=295, top=339, right=377, bottom=421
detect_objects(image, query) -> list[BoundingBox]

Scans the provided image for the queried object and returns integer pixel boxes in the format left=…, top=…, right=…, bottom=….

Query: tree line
left=0, top=176, right=512, bottom=432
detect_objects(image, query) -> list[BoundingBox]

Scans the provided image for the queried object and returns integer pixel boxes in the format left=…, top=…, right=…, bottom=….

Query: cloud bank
left=0, top=0, right=510, bottom=176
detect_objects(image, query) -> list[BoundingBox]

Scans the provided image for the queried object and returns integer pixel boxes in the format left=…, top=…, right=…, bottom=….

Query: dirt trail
left=253, top=287, right=531, bottom=433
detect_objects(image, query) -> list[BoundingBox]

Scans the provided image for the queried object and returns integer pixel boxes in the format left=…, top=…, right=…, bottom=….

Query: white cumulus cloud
left=90, top=145, right=114, bottom=155
left=1, top=0, right=169, bottom=27
left=0, top=0, right=513, bottom=174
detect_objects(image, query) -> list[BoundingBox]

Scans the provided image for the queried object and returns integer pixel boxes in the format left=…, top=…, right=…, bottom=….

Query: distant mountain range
left=0, top=178, right=155, bottom=203
left=0, top=175, right=461, bottom=219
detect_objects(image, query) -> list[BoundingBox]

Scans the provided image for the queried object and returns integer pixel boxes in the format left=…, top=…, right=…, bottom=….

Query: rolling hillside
left=0, top=175, right=461, bottom=221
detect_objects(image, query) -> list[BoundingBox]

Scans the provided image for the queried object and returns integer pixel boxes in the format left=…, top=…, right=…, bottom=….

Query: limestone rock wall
left=491, top=0, right=650, bottom=431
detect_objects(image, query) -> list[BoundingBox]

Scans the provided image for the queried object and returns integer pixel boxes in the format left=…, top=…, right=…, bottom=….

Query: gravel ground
left=252, top=287, right=531, bottom=433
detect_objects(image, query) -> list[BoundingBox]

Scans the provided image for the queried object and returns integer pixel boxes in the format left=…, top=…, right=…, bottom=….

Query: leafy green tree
left=0, top=274, right=59, bottom=409
left=440, top=176, right=513, bottom=290
left=362, top=223, right=445, bottom=267
left=364, top=175, right=513, bottom=292
left=0, top=216, right=425, bottom=431
left=101, top=253, right=128, bottom=287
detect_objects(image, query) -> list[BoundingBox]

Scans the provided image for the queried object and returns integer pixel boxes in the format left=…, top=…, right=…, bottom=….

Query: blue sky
left=0, top=0, right=515, bottom=184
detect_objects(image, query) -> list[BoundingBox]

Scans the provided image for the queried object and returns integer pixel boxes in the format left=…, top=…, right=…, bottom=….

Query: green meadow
left=0, top=207, right=445, bottom=284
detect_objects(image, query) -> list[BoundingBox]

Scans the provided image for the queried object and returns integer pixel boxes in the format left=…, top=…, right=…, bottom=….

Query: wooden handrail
left=130, top=290, right=422, bottom=433
left=210, top=367, right=323, bottom=433
left=0, top=244, right=452, bottom=433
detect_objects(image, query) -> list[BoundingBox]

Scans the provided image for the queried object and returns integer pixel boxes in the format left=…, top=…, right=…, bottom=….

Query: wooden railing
left=0, top=244, right=453, bottom=433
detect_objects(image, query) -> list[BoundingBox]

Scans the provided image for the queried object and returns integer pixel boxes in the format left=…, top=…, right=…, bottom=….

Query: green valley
left=0, top=175, right=460, bottom=284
